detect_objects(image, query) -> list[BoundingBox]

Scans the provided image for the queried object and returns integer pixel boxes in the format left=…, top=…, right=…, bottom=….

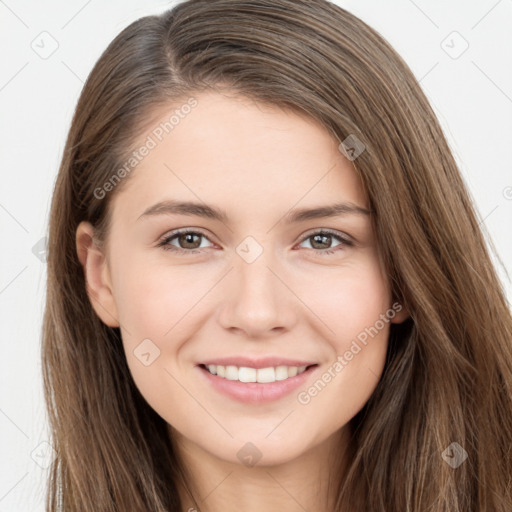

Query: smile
left=202, top=364, right=311, bottom=383
left=197, top=363, right=319, bottom=404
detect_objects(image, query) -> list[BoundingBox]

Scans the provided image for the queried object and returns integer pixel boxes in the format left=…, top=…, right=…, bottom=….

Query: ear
left=389, top=301, right=410, bottom=324
left=76, top=221, right=120, bottom=328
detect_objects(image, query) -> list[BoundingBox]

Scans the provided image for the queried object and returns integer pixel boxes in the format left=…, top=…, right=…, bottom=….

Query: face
left=77, top=90, right=408, bottom=467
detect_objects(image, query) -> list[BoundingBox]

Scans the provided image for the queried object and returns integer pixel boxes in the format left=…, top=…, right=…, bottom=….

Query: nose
left=217, top=245, right=298, bottom=339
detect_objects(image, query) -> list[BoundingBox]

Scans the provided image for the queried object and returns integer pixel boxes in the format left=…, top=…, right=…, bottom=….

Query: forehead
left=109, top=91, right=368, bottom=224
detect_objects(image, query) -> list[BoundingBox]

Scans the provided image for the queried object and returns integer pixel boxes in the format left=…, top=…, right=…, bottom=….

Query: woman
left=42, top=0, right=512, bottom=510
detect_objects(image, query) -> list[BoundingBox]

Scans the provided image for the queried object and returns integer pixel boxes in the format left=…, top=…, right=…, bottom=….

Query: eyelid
left=297, top=227, right=354, bottom=245
left=156, top=227, right=217, bottom=248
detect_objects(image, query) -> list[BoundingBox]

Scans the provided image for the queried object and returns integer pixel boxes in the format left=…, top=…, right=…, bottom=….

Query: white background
left=1, top=0, right=511, bottom=510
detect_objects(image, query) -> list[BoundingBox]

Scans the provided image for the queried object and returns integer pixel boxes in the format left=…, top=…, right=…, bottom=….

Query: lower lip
left=197, top=364, right=318, bottom=404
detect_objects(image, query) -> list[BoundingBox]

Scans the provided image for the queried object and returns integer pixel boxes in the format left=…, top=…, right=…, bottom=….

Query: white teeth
left=257, top=367, right=275, bottom=383
left=275, top=366, right=289, bottom=381
left=225, top=365, right=238, bottom=380
left=238, top=367, right=257, bottom=382
left=204, top=364, right=310, bottom=383
left=288, top=366, right=298, bottom=377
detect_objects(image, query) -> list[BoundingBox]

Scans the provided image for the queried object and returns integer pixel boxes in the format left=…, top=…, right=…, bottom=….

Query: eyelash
left=156, top=228, right=354, bottom=257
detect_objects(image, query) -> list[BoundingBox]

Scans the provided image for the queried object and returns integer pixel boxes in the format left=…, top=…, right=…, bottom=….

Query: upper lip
left=198, top=356, right=317, bottom=369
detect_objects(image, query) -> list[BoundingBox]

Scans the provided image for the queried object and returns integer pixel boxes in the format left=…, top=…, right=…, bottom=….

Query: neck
left=170, top=425, right=352, bottom=512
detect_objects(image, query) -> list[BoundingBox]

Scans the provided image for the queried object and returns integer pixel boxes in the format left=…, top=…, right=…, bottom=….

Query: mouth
left=197, top=362, right=319, bottom=404
left=199, top=363, right=318, bottom=383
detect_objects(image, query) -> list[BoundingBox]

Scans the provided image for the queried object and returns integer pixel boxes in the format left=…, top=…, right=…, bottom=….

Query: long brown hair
left=42, top=0, right=512, bottom=510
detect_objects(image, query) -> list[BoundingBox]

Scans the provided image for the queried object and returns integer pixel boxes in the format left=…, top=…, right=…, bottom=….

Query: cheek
left=306, top=259, right=390, bottom=337
left=112, top=253, right=201, bottom=329
left=302, top=258, right=391, bottom=382
left=110, top=255, right=211, bottom=418
left=113, top=247, right=390, bottom=350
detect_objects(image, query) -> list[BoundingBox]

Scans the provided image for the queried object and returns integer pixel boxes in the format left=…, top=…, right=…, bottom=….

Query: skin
left=76, top=90, right=409, bottom=512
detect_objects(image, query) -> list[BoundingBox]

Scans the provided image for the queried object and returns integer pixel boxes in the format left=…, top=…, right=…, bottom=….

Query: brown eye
left=309, top=233, right=333, bottom=250
left=176, top=232, right=203, bottom=249
left=158, top=229, right=214, bottom=254
left=298, top=230, right=354, bottom=255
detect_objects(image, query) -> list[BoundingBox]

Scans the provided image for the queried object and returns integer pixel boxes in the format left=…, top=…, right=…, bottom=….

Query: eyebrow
left=137, top=199, right=372, bottom=223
